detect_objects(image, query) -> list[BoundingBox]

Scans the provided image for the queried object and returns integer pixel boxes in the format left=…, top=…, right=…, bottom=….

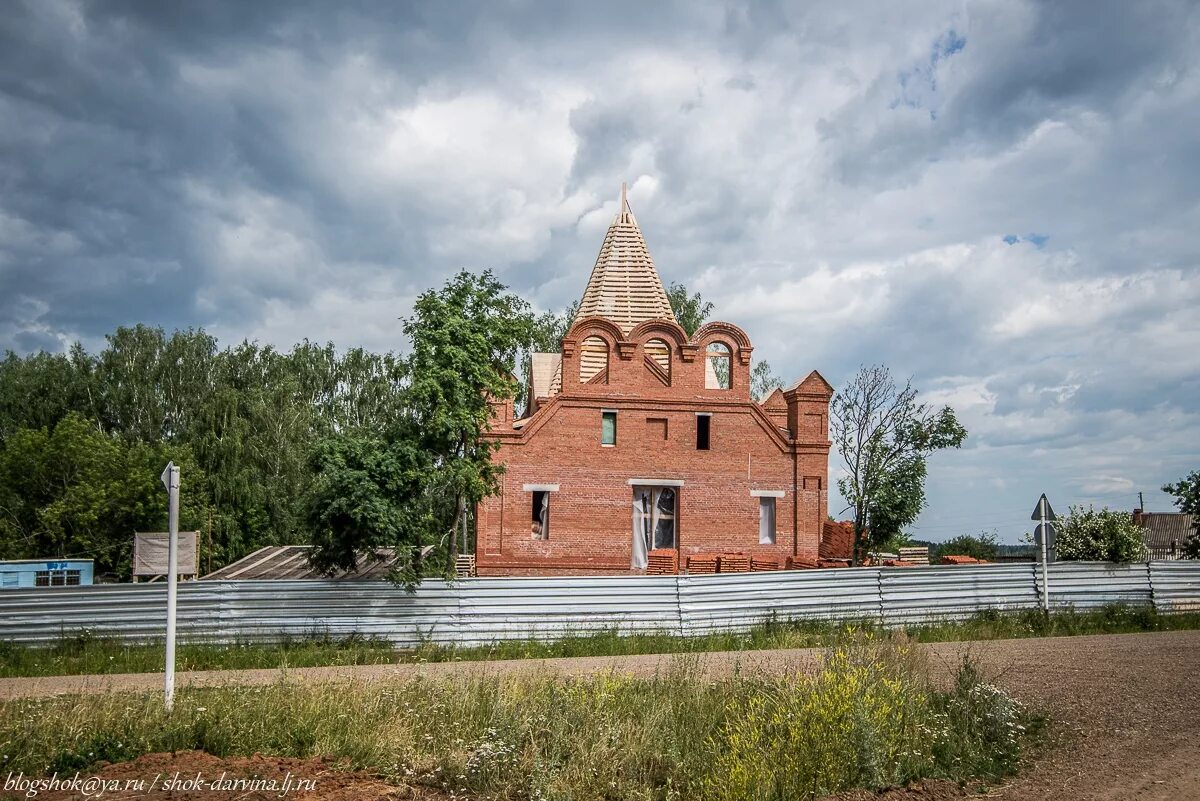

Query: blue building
left=0, top=559, right=94, bottom=588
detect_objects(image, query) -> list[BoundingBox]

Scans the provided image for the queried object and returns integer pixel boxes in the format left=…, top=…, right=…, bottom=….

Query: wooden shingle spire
left=574, top=183, right=677, bottom=333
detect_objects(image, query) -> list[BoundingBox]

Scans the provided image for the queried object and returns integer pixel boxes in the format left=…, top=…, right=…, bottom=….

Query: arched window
left=579, top=336, right=609, bottom=383
left=644, top=338, right=671, bottom=384
left=705, top=342, right=731, bottom=389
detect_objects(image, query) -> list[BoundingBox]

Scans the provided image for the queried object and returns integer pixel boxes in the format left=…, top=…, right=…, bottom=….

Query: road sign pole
left=1040, top=499, right=1050, bottom=614
left=1031, top=493, right=1057, bottom=616
left=161, top=462, right=180, bottom=712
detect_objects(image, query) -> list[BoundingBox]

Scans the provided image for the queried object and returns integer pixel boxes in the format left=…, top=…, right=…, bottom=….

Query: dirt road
left=4, top=630, right=1198, bottom=800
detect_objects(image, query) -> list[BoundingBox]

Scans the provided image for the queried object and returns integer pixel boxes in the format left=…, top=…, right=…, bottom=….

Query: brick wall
left=477, top=318, right=832, bottom=576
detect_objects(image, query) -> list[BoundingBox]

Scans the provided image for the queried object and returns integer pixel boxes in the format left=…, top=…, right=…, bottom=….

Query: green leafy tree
left=306, top=431, right=433, bottom=588
left=308, top=270, right=534, bottom=580
left=403, top=270, right=534, bottom=564
left=1162, top=470, right=1200, bottom=558
left=934, top=531, right=1000, bottom=562
left=0, top=413, right=208, bottom=577
left=831, top=365, right=968, bottom=564
left=665, top=281, right=714, bottom=336
left=1055, top=505, right=1148, bottom=563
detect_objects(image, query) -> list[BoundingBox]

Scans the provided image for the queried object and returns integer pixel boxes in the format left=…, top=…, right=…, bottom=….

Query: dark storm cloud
left=1, top=0, right=1198, bottom=538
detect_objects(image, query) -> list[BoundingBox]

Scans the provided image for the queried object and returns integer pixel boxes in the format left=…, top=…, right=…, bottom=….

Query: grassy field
left=0, top=634, right=1043, bottom=800
left=2, top=604, right=1197, bottom=679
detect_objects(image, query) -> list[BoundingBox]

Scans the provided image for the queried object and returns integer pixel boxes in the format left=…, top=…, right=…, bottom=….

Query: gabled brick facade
left=476, top=189, right=832, bottom=576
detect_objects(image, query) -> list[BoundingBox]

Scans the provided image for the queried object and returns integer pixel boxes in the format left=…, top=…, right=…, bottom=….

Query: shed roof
left=574, top=184, right=677, bottom=334
left=1139, top=512, right=1197, bottom=551
left=201, top=545, right=403, bottom=581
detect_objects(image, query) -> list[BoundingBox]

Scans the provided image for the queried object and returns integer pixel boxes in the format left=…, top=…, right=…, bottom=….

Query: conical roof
left=575, top=183, right=677, bottom=333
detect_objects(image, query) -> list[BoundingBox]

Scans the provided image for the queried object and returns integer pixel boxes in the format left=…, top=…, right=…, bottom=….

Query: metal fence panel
left=3, top=561, right=1200, bottom=647
left=678, top=569, right=882, bottom=634
left=455, top=576, right=681, bottom=645
left=881, top=563, right=1039, bottom=624
left=0, top=583, right=225, bottom=645
left=1150, top=561, right=1200, bottom=614
left=211, top=580, right=461, bottom=647
left=1044, top=562, right=1153, bottom=609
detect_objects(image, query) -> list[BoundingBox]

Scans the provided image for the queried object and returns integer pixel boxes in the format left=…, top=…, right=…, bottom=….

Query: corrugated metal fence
left=2, top=561, right=1199, bottom=646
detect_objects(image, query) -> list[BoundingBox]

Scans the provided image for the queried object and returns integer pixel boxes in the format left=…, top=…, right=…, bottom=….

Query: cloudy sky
left=2, top=1, right=1198, bottom=543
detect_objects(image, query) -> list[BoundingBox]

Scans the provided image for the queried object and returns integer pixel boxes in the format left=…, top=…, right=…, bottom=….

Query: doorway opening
left=631, top=485, right=677, bottom=568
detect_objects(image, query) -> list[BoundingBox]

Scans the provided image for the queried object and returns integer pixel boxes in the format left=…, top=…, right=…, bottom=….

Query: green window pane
left=601, top=411, right=616, bottom=444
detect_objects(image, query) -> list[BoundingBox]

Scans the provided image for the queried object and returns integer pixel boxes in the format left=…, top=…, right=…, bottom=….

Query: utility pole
left=1138, top=491, right=1145, bottom=512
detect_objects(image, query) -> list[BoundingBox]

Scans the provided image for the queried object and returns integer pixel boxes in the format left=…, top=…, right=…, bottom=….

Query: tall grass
left=2, top=604, right=1195, bottom=679
left=0, top=635, right=1041, bottom=800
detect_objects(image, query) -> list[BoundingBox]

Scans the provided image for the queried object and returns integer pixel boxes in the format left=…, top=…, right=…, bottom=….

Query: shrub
left=1055, top=505, right=1148, bottom=563
left=934, top=532, right=999, bottom=562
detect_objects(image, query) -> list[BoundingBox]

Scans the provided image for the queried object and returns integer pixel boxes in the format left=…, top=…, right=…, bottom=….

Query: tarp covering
left=133, top=532, right=199, bottom=576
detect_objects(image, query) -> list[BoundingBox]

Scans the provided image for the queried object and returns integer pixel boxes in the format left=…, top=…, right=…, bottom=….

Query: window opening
left=705, top=342, right=732, bottom=389
left=601, top=410, right=617, bottom=445
left=697, top=414, right=711, bottom=450
left=531, top=491, right=550, bottom=540
left=759, top=497, right=777, bottom=545
left=580, top=336, right=609, bottom=383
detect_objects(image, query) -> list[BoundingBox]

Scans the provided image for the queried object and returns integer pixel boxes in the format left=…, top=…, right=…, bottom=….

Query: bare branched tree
left=831, top=365, right=967, bottom=564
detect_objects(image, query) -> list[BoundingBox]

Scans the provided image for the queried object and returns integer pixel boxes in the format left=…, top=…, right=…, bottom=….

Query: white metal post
left=162, top=462, right=180, bottom=712
left=1040, top=499, right=1050, bottom=614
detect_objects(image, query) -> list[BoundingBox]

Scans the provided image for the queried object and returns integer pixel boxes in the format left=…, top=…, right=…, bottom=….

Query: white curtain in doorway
left=631, top=488, right=652, bottom=569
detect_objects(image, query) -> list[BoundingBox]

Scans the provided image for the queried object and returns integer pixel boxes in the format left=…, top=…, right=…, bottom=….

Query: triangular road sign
left=161, top=461, right=175, bottom=492
left=1030, top=493, right=1057, bottom=521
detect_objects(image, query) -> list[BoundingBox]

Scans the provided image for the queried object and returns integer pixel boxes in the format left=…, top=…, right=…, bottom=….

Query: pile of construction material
left=646, top=549, right=679, bottom=574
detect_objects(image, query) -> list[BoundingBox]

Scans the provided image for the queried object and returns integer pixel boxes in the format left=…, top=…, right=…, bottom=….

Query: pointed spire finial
left=574, top=179, right=676, bottom=333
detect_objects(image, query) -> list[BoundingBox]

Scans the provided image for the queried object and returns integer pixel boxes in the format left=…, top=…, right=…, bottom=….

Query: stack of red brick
left=646, top=548, right=679, bottom=574
left=750, top=557, right=780, bottom=571
left=720, top=553, right=751, bottom=573
left=940, top=555, right=987, bottom=565
left=685, top=554, right=719, bottom=574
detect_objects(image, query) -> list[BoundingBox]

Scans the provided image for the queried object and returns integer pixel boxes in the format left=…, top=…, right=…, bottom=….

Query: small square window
left=531, top=491, right=550, bottom=540
left=65, top=570, right=81, bottom=586
left=601, top=411, right=617, bottom=445
left=759, top=497, right=777, bottom=545
left=34, top=570, right=50, bottom=588
left=696, top=414, right=711, bottom=450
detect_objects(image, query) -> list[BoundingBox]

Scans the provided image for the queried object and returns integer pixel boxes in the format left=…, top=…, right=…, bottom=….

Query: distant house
left=0, top=559, right=94, bottom=589
left=1133, top=510, right=1197, bottom=560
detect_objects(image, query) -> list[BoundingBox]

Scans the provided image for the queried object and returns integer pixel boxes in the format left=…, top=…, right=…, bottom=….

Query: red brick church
left=476, top=186, right=832, bottom=576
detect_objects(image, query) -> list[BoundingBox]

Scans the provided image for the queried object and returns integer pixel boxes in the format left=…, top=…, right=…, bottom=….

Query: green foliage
left=750, top=360, right=782, bottom=401
left=832, top=365, right=968, bottom=563
left=1055, top=505, right=1149, bottom=563
left=0, top=413, right=206, bottom=575
left=934, top=531, right=1000, bottom=562
left=666, top=280, right=715, bottom=336
left=0, top=326, right=409, bottom=576
left=1, top=637, right=1038, bottom=799
left=306, top=432, right=433, bottom=588
left=1162, top=470, right=1200, bottom=558
left=307, top=270, right=535, bottom=576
